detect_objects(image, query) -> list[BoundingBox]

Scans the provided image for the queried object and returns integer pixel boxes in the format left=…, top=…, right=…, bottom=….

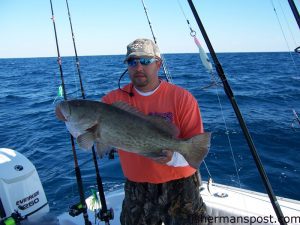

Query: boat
left=1, top=1, right=300, bottom=225
left=1, top=148, right=300, bottom=225
left=58, top=182, right=300, bottom=225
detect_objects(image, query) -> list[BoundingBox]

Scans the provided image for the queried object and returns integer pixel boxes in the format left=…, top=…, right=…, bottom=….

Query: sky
left=0, top=0, right=299, bottom=58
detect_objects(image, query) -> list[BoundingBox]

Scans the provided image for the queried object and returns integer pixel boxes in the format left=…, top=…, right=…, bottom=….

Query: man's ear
left=156, top=60, right=162, bottom=69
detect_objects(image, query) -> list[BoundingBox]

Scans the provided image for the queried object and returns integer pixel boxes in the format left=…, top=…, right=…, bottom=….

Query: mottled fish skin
left=55, top=99, right=211, bottom=168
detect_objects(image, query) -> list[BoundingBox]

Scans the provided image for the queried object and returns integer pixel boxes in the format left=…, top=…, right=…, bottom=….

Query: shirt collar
left=134, top=82, right=161, bottom=96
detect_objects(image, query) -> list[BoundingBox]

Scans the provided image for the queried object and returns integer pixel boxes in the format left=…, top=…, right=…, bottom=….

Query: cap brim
left=124, top=52, right=160, bottom=63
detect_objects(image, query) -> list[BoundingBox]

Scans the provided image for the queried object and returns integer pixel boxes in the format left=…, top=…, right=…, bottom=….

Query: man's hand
left=152, top=150, right=173, bottom=164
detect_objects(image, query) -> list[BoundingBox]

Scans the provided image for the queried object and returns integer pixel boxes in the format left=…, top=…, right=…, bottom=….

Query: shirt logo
left=149, top=112, right=173, bottom=123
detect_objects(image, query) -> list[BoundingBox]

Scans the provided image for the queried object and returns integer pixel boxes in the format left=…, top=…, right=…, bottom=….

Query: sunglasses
left=127, top=58, right=158, bottom=67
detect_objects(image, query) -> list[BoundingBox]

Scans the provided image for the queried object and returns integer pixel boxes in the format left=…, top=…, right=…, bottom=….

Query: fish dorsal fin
left=112, top=101, right=179, bottom=137
left=147, top=115, right=180, bottom=137
left=112, top=101, right=147, bottom=119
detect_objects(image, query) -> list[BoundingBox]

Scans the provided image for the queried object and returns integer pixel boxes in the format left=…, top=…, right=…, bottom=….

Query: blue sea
left=0, top=52, right=299, bottom=217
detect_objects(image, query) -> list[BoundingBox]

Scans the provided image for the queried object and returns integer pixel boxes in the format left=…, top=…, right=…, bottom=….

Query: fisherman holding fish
left=56, top=38, right=211, bottom=224
left=102, top=38, right=210, bottom=225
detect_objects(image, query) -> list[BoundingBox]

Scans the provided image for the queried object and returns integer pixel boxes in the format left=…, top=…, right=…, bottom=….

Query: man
left=102, top=38, right=209, bottom=225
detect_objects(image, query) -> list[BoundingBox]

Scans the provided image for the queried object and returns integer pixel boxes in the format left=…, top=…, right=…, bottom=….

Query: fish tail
left=180, top=132, right=211, bottom=169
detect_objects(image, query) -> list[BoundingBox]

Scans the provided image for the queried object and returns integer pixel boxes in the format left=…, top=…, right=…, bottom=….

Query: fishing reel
left=97, top=207, right=114, bottom=222
left=69, top=202, right=85, bottom=217
left=0, top=211, right=24, bottom=225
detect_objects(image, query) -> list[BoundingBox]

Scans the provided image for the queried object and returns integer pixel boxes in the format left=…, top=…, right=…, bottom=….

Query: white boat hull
left=58, top=181, right=300, bottom=225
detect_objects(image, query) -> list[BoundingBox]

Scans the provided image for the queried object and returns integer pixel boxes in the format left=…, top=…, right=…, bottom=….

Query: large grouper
left=55, top=99, right=211, bottom=168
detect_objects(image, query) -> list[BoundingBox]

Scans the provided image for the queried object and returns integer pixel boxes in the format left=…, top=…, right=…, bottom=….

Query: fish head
left=55, top=100, right=101, bottom=138
left=55, top=101, right=70, bottom=122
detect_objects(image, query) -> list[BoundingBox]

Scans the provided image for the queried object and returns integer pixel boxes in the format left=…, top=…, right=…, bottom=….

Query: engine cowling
left=0, top=148, right=49, bottom=222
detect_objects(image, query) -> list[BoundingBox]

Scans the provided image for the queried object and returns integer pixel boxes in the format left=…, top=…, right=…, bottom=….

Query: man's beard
left=131, top=73, right=149, bottom=87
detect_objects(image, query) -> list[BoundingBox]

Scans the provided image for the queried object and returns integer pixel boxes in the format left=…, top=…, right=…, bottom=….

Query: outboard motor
left=0, top=148, right=49, bottom=224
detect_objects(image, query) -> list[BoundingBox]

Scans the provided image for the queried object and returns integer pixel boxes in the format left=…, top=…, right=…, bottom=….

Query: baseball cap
left=124, top=38, right=161, bottom=62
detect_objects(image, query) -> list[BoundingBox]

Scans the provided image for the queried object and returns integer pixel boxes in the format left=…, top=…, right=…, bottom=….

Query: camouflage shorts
left=120, top=172, right=210, bottom=225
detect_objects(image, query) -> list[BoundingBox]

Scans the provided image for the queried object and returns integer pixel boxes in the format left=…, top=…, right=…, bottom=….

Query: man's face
left=127, top=57, right=161, bottom=89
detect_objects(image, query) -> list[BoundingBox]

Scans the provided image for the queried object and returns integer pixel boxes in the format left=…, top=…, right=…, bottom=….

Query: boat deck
left=58, top=182, right=300, bottom=225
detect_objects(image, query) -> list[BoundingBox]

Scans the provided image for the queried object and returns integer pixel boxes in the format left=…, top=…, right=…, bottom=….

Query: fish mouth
left=55, top=105, right=67, bottom=121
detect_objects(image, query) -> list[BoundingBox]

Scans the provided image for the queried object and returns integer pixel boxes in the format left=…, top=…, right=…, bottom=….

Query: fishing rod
left=292, top=109, right=300, bottom=131
left=270, top=0, right=300, bottom=64
left=186, top=1, right=287, bottom=225
left=49, top=1, right=91, bottom=224
left=65, top=0, right=85, bottom=98
left=292, top=109, right=300, bottom=126
left=140, top=0, right=172, bottom=83
left=64, top=0, right=113, bottom=223
left=287, top=0, right=300, bottom=52
left=287, top=0, right=300, bottom=29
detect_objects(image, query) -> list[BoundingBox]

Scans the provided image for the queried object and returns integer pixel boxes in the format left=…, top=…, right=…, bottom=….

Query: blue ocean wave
left=0, top=52, right=299, bottom=216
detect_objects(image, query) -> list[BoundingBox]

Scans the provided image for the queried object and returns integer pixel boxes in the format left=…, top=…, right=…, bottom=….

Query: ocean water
left=0, top=52, right=299, bottom=217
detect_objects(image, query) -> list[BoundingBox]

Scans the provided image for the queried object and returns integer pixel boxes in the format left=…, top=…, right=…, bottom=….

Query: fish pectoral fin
left=77, top=132, right=95, bottom=150
left=86, top=123, right=98, bottom=133
left=95, top=141, right=113, bottom=158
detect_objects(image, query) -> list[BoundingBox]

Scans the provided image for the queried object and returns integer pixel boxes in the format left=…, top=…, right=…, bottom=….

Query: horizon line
left=0, top=50, right=295, bottom=60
